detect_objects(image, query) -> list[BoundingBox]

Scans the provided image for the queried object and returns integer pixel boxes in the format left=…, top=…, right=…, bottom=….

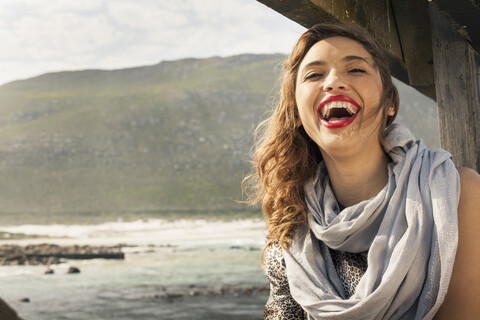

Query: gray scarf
left=283, top=124, right=459, bottom=320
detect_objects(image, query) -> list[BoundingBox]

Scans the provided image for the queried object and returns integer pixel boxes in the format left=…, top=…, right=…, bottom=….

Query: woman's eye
left=348, top=68, right=366, bottom=73
left=305, top=73, right=324, bottom=80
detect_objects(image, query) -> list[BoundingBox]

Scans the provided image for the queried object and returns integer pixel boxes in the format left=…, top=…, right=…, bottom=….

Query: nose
left=323, top=70, right=347, bottom=92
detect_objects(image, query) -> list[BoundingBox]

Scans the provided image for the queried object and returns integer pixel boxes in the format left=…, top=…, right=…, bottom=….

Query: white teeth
left=321, top=101, right=358, bottom=119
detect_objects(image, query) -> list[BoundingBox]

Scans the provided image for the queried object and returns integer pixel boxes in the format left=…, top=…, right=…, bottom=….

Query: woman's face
left=295, top=36, right=394, bottom=159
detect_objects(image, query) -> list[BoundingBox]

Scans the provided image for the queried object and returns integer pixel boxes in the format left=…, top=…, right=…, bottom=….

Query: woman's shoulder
left=457, top=166, right=480, bottom=184
left=435, top=167, right=480, bottom=318
left=457, top=167, right=480, bottom=212
left=456, top=167, right=480, bottom=238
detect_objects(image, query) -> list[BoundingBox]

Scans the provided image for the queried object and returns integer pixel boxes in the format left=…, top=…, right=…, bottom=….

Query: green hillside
left=0, top=54, right=439, bottom=224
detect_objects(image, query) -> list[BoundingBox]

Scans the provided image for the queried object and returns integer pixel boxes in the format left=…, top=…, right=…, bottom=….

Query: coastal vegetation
left=0, top=54, right=438, bottom=224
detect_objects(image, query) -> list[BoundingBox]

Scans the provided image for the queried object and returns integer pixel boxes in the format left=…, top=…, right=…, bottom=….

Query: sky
left=0, top=0, right=306, bottom=86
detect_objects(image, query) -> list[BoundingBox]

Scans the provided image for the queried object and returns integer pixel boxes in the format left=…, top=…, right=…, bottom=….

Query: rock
left=151, top=283, right=269, bottom=302
left=67, top=266, right=80, bottom=274
left=163, top=293, right=182, bottom=303
left=20, top=297, right=30, bottom=303
left=0, top=296, right=22, bottom=319
left=44, top=267, right=54, bottom=274
left=0, top=244, right=124, bottom=266
left=188, top=290, right=199, bottom=296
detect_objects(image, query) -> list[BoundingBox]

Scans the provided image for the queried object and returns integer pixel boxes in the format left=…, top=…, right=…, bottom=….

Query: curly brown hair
left=245, top=23, right=400, bottom=250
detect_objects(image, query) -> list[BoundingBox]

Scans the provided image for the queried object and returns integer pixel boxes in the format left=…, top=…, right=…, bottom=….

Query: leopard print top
left=329, top=249, right=369, bottom=298
left=263, top=241, right=306, bottom=320
left=263, top=241, right=368, bottom=320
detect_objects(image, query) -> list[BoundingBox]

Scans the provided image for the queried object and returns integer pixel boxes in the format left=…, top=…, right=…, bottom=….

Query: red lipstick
left=317, top=95, right=361, bottom=129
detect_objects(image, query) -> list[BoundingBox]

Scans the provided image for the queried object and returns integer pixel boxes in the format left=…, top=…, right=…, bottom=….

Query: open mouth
left=318, top=99, right=360, bottom=129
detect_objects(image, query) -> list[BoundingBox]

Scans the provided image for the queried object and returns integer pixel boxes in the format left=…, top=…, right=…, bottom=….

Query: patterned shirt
left=263, top=241, right=368, bottom=319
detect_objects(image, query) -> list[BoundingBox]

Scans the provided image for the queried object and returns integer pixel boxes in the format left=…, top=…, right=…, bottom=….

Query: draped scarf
left=283, top=124, right=460, bottom=320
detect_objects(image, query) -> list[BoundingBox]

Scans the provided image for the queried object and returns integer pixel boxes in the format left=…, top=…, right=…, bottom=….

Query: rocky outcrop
left=67, top=266, right=81, bottom=274
left=0, top=297, right=22, bottom=320
left=44, top=267, right=54, bottom=274
left=148, top=284, right=269, bottom=303
left=0, top=244, right=124, bottom=265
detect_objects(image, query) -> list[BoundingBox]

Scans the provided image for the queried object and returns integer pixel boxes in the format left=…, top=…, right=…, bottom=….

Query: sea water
left=0, top=219, right=269, bottom=320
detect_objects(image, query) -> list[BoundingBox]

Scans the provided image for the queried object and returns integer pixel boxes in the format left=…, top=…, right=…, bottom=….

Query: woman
left=245, top=24, right=480, bottom=319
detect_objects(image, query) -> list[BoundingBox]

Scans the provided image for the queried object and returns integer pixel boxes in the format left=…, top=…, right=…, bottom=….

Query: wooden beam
left=256, top=1, right=407, bottom=81
left=303, top=0, right=404, bottom=63
left=390, top=0, right=435, bottom=98
left=429, top=4, right=480, bottom=171
left=431, top=0, right=480, bottom=54
left=257, top=0, right=436, bottom=99
left=256, top=0, right=338, bottom=28
left=257, top=0, right=479, bottom=169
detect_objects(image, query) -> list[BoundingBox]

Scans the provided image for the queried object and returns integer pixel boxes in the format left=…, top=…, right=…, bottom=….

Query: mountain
left=0, top=54, right=439, bottom=223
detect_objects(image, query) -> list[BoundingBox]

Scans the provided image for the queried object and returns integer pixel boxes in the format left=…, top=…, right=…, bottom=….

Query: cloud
left=23, top=0, right=102, bottom=14
left=0, top=0, right=305, bottom=85
left=12, top=13, right=119, bottom=57
left=107, top=1, right=189, bottom=30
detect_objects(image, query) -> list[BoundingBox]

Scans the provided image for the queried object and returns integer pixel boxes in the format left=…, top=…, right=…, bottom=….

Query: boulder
left=67, top=266, right=80, bottom=274
left=44, top=267, right=54, bottom=274
left=0, top=244, right=124, bottom=266
left=0, top=297, right=22, bottom=320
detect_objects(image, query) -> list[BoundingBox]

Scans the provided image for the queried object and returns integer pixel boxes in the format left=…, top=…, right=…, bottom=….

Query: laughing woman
left=245, top=24, right=480, bottom=320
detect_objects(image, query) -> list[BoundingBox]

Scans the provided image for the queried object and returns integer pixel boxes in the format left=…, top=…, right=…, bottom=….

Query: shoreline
left=0, top=219, right=268, bottom=320
left=0, top=210, right=263, bottom=226
left=0, top=218, right=267, bottom=247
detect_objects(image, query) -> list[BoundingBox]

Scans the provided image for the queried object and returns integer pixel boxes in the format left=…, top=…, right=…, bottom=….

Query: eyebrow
left=342, top=55, right=371, bottom=64
left=302, top=55, right=372, bottom=69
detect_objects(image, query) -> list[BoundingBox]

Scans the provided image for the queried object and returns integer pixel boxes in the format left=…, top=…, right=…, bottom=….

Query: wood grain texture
left=257, top=0, right=410, bottom=87
left=257, top=0, right=480, bottom=170
left=390, top=0, right=435, bottom=96
left=431, top=0, right=480, bottom=54
left=429, top=4, right=480, bottom=171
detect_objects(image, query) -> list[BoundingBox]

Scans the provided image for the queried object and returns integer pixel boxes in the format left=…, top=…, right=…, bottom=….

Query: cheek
left=295, top=97, right=316, bottom=126
left=363, top=83, right=382, bottom=104
left=296, top=106, right=309, bottom=127
left=294, top=85, right=304, bottom=107
left=357, top=91, right=385, bottom=129
left=294, top=88, right=308, bottom=119
left=295, top=84, right=318, bottom=112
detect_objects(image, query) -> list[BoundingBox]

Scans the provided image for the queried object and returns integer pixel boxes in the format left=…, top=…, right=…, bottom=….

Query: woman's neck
left=322, top=146, right=391, bottom=207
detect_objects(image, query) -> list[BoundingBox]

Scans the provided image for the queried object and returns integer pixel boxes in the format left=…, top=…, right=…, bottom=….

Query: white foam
left=0, top=219, right=267, bottom=247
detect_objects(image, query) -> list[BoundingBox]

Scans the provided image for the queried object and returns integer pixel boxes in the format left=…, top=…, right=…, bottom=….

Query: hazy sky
left=0, top=0, right=306, bottom=86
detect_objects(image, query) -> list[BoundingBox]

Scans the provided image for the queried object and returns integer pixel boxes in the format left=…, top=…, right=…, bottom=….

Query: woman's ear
left=296, top=118, right=302, bottom=127
left=387, top=105, right=395, bottom=117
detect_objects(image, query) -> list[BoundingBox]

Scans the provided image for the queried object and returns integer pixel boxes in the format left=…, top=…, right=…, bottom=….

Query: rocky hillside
left=0, top=54, right=438, bottom=223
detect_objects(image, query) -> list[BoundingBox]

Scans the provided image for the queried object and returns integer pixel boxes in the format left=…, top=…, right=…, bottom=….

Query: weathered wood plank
left=429, top=4, right=480, bottom=171
left=258, top=0, right=480, bottom=169
left=257, top=0, right=410, bottom=85
left=390, top=0, right=435, bottom=98
left=257, top=0, right=338, bottom=28
left=257, top=0, right=436, bottom=99
left=306, top=0, right=404, bottom=59
left=431, top=0, right=480, bottom=54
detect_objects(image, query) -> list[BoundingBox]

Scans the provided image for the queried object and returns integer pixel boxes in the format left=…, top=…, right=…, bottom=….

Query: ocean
left=0, top=219, right=269, bottom=319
